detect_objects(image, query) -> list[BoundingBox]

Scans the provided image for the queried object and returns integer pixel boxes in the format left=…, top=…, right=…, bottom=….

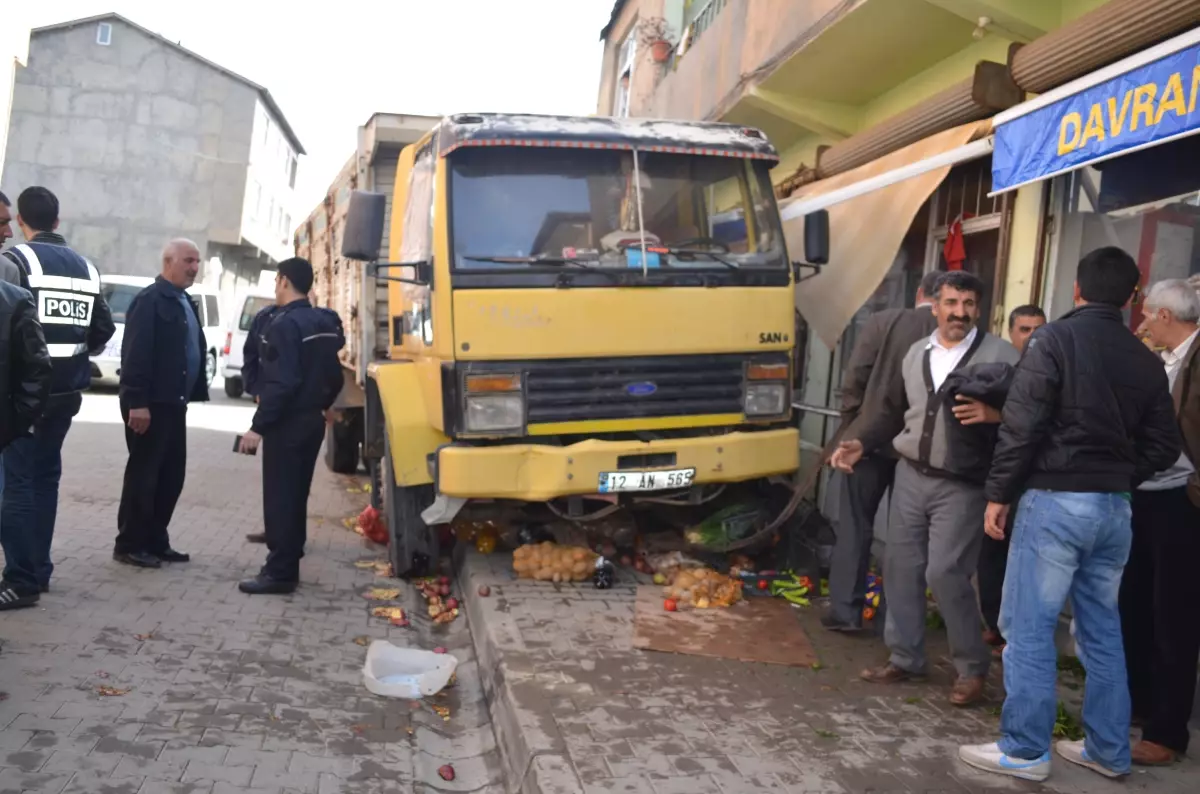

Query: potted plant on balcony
left=638, top=17, right=675, bottom=64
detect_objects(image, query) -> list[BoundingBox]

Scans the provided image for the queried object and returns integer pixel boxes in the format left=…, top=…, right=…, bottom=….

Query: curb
left=456, top=547, right=585, bottom=794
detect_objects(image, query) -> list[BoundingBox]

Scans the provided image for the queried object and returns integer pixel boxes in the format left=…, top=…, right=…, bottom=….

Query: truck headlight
left=464, top=394, right=524, bottom=433
left=744, top=383, right=787, bottom=417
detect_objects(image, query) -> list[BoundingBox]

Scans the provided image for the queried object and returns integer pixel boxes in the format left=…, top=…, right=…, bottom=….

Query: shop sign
left=993, top=40, right=1200, bottom=192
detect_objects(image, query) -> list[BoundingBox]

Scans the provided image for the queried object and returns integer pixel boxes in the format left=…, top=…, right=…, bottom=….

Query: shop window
left=1045, top=134, right=1200, bottom=330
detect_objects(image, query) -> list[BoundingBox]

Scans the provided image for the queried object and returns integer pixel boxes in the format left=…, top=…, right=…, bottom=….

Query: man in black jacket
left=0, top=269, right=55, bottom=609
left=823, top=269, right=940, bottom=633
left=114, top=239, right=209, bottom=569
left=236, top=258, right=344, bottom=594
left=959, top=247, right=1181, bottom=783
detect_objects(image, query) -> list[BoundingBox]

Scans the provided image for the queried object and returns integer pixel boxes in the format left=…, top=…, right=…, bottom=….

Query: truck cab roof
left=434, top=113, right=780, bottom=162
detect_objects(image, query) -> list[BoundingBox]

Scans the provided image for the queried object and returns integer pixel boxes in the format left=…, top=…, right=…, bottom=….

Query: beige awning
left=781, top=119, right=993, bottom=349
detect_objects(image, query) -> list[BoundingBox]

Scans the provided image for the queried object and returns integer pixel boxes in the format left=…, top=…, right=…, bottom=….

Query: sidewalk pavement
left=460, top=548, right=1200, bottom=794
left=0, top=390, right=503, bottom=793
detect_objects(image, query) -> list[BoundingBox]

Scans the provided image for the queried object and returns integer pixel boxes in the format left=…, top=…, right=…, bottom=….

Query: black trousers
left=115, top=403, right=187, bottom=555
left=828, top=454, right=896, bottom=626
left=260, top=412, right=325, bottom=582
left=1119, top=486, right=1200, bottom=753
left=977, top=511, right=1014, bottom=637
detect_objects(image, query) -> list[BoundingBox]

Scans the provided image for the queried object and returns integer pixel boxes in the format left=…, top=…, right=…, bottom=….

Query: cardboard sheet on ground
left=632, top=585, right=817, bottom=666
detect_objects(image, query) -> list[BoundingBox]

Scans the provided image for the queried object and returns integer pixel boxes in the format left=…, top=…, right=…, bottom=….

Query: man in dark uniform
left=238, top=258, right=344, bottom=594
left=0, top=187, right=114, bottom=604
left=241, top=302, right=279, bottom=546
left=114, top=238, right=209, bottom=568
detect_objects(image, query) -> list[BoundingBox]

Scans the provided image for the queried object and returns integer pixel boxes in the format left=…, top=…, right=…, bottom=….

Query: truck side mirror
left=804, top=209, right=829, bottom=265
left=342, top=190, right=387, bottom=261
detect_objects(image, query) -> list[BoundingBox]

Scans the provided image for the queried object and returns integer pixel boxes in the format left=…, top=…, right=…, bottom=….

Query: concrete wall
left=1, top=17, right=257, bottom=278
left=0, top=13, right=30, bottom=182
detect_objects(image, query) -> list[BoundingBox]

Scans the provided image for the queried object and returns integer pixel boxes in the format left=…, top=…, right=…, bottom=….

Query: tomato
left=663, top=599, right=678, bottom=612
left=757, top=579, right=769, bottom=590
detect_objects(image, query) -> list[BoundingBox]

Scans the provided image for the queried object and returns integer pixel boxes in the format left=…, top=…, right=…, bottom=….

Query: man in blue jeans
left=958, top=247, right=1181, bottom=782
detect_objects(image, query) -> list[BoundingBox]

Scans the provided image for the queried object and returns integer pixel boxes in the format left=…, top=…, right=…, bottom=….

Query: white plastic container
left=362, top=641, right=458, bottom=699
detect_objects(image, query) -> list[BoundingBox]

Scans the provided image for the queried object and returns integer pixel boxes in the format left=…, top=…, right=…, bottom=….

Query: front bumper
left=436, top=427, right=799, bottom=501
left=222, top=364, right=242, bottom=380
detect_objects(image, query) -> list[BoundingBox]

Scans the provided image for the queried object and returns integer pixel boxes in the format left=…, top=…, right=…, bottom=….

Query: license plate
left=598, top=468, right=695, bottom=493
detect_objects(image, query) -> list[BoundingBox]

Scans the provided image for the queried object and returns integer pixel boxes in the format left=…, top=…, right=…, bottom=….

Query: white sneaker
left=958, top=742, right=1051, bottom=782
left=1055, top=740, right=1127, bottom=778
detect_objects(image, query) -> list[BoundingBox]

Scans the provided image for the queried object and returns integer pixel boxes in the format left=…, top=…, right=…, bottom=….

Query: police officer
left=241, top=302, right=278, bottom=546
left=238, top=257, right=344, bottom=594
left=0, top=186, right=115, bottom=606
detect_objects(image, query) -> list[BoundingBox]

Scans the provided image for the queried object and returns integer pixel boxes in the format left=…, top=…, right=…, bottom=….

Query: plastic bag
left=361, top=641, right=458, bottom=699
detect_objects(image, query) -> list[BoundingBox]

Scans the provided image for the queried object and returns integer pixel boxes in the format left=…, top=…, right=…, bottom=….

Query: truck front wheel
left=381, top=438, right=437, bottom=578
left=325, top=409, right=362, bottom=474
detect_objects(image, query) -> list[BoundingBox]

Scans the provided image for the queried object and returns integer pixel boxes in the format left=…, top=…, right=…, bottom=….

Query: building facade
left=1, top=13, right=303, bottom=306
left=597, top=0, right=1200, bottom=523
left=0, top=10, right=31, bottom=180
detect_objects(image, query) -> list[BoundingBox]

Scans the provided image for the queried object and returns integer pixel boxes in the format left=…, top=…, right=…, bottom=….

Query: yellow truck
left=334, top=113, right=828, bottom=576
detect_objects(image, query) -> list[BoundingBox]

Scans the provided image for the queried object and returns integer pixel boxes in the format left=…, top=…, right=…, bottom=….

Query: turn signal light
left=747, top=362, right=789, bottom=381
left=465, top=373, right=521, bottom=393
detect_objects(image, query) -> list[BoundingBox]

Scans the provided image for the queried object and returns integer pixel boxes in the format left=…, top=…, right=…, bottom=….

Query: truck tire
left=224, top=377, right=244, bottom=399
left=325, top=410, right=362, bottom=474
left=382, top=436, right=437, bottom=579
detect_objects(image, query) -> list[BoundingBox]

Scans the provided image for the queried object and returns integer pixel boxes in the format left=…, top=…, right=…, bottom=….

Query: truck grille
left=524, top=354, right=748, bottom=424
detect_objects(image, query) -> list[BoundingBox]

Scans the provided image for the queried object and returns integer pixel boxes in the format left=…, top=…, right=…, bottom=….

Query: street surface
left=0, top=384, right=1197, bottom=793
left=0, top=383, right=503, bottom=794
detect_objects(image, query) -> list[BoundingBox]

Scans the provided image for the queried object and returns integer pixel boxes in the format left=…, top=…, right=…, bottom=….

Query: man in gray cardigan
left=831, top=270, right=1019, bottom=706
left=823, top=269, right=940, bottom=632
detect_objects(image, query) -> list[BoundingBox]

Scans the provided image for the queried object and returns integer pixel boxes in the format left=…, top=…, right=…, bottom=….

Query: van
left=90, top=275, right=223, bottom=388
left=219, top=291, right=275, bottom=398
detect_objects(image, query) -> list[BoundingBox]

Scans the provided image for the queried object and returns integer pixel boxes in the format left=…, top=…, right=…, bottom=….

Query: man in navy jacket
left=114, top=239, right=209, bottom=568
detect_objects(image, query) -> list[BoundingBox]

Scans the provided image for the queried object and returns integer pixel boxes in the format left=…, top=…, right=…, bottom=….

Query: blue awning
left=992, top=28, right=1200, bottom=194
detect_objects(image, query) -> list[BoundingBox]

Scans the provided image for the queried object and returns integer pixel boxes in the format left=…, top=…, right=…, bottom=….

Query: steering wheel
left=672, top=237, right=730, bottom=252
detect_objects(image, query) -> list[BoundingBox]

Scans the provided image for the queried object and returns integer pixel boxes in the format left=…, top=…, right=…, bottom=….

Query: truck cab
left=339, top=113, right=828, bottom=576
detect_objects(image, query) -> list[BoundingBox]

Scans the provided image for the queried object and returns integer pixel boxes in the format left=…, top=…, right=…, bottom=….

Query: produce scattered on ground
left=416, top=576, right=460, bottom=624
left=661, top=567, right=742, bottom=609
left=371, top=606, right=406, bottom=621
left=512, top=542, right=598, bottom=582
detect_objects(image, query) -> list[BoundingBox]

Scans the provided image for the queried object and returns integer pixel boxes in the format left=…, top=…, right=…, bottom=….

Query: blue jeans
left=998, top=490, right=1132, bottom=773
left=0, top=415, right=73, bottom=595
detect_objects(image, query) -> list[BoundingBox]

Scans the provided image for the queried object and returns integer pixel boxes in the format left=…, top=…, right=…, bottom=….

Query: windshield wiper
left=463, top=253, right=600, bottom=269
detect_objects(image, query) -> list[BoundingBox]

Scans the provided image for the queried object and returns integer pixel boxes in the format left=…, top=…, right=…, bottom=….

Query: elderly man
left=831, top=271, right=1020, bottom=706
left=1119, top=279, right=1200, bottom=766
left=114, top=239, right=209, bottom=568
left=0, top=187, right=114, bottom=605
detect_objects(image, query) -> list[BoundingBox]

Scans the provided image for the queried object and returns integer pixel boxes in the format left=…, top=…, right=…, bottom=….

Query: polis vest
left=6, top=242, right=101, bottom=395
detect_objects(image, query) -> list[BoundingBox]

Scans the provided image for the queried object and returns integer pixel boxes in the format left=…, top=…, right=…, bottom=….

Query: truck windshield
left=449, top=147, right=786, bottom=272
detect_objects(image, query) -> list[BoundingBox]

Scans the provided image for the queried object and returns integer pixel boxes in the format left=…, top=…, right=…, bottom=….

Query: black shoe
left=113, top=551, right=162, bottom=569
left=821, top=612, right=864, bottom=633
left=245, top=533, right=267, bottom=544
left=0, top=584, right=38, bottom=610
left=156, top=548, right=191, bottom=563
left=39, top=584, right=49, bottom=594
left=238, top=576, right=297, bottom=595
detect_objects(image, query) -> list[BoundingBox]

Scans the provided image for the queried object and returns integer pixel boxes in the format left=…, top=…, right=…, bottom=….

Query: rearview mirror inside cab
left=804, top=209, right=829, bottom=266
left=342, top=190, right=388, bottom=261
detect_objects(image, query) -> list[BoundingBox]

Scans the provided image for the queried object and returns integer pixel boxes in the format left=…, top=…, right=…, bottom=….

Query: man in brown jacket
left=1120, top=278, right=1200, bottom=766
left=823, top=269, right=941, bottom=632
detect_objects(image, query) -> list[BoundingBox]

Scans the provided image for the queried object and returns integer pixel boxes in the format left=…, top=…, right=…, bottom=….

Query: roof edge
left=32, top=12, right=305, bottom=154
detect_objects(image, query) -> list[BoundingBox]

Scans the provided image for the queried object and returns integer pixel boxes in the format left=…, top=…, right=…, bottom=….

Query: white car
left=220, top=291, right=275, bottom=398
left=90, top=275, right=224, bottom=388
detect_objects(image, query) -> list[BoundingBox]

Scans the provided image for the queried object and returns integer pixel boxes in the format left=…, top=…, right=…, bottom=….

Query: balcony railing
left=677, top=0, right=728, bottom=63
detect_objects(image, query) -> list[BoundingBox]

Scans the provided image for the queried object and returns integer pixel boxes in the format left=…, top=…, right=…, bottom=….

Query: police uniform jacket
left=241, top=304, right=279, bottom=398
left=249, top=299, right=344, bottom=434
left=119, top=277, right=210, bottom=409
left=1, top=232, right=115, bottom=416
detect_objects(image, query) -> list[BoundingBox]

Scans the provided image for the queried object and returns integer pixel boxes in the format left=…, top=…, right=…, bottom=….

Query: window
left=96, top=23, right=112, bottom=46
left=288, top=155, right=298, bottom=189
left=99, top=283, right=142, bottom=323
left=401, top=143, right=436, bottom=263
left=613, top=26, right=637, bottom=118
left=204, top=295, right=220, bottom=328
left=284, top=213, right=292, bottom=237
left=239, top=296, right=274, bottom=331
left=250, top=182, right=262, bottom=220
left=268, top=198, right=276, bottom=229
left=262, top=115, right=271, bottom=146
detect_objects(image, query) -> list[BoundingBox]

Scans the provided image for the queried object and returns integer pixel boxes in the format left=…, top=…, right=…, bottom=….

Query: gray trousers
left=828, top=455, right=896, bottom=626
left=884, top=459, right=990, bottom=679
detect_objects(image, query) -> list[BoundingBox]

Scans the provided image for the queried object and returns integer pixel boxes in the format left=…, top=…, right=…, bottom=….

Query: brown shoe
left=1132, top=740, right=1178, bottom=766
left=246, top=533, right=267, bottom=544
left=860, top=663, right=926, bottom=684
left=982, top=629, right=1005, bottom=647
left=949, top=675, right=986, bottom=707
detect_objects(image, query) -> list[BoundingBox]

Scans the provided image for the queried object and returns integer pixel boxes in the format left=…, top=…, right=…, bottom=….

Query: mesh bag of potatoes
left=663, top=567, right=743, bottom=609
left=512, top=542, right=598, bottom=583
